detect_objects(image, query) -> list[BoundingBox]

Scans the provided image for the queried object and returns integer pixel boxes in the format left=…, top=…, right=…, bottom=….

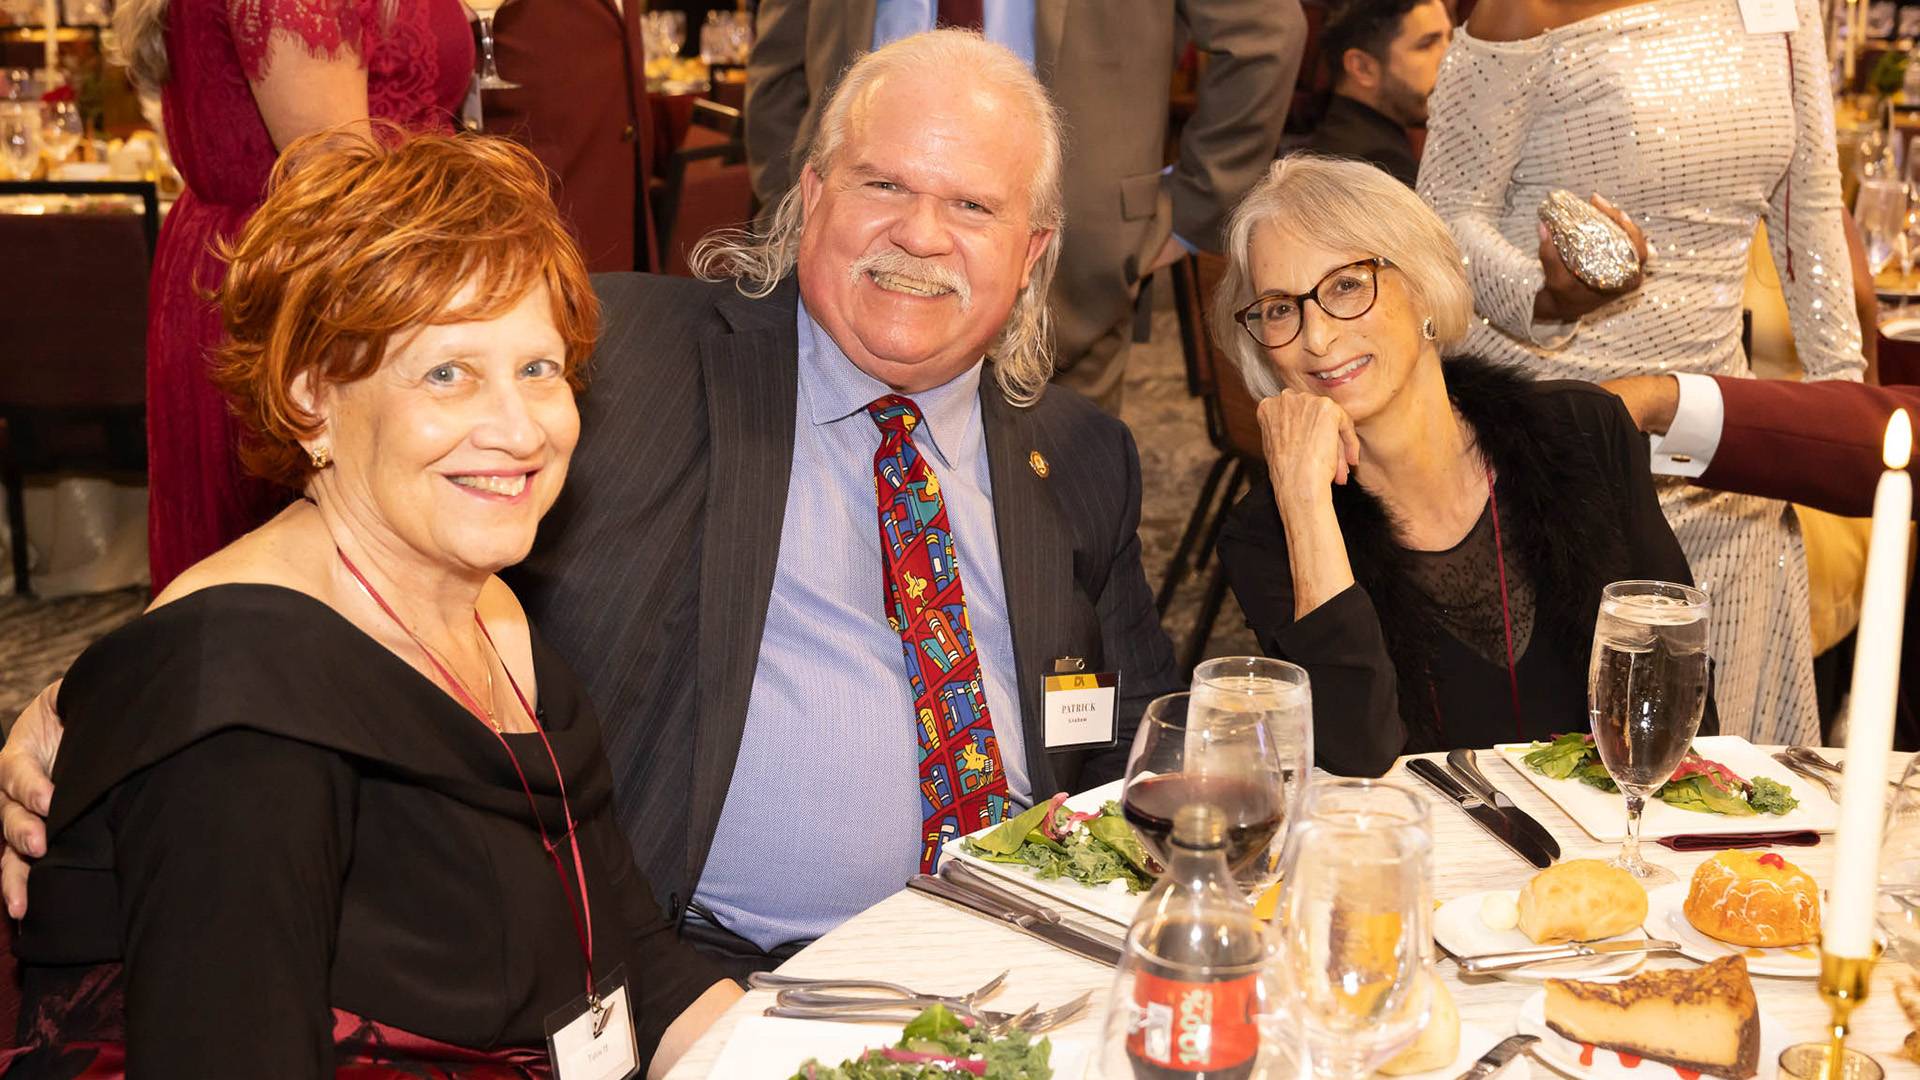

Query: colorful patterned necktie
left=867, top=395, right=1012, bottom=873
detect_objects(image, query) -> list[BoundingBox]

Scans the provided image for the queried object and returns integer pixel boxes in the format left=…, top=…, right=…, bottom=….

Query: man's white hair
left=1212, top=155, right=1474, bottom=399
left=691, top=29, right=1066, bottom=405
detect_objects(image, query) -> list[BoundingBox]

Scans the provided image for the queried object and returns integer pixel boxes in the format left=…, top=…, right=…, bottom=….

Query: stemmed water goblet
left=1189, top=656, right=1312, bottom=900
left=37, top=99, right=81, bottom=169
left=0, top=104, right=39, bottom=180
left=465, top=0, right=519, bottom=91
left=1587, top=580, right=1711, bottom=884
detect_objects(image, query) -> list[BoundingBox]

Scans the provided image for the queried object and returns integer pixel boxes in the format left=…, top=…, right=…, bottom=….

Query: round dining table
left=663, top=748, right=1919, bottom=1078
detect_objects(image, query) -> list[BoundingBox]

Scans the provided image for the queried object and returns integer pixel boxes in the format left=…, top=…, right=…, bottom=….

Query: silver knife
left=1453, top=1034, right=1539, bottom=1080
left=943, top=860, right=1129, bottom=935
left=1447, top=748, right=1562, bottom=864
left=1406, top=759, right=1554, bottom=869
left=1457, top=937, right=1682, bottom=974
left=907, top=874, right=1124, bottom=966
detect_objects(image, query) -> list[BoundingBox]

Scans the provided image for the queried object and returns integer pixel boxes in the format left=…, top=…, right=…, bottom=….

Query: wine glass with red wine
left=1122, top=692, right=1287, bottom=893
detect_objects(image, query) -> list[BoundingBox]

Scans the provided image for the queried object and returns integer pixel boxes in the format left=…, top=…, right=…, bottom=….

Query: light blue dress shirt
left=872, top=0, right=1037, bottom=65
left=691, top=300, right=1033, bottom=950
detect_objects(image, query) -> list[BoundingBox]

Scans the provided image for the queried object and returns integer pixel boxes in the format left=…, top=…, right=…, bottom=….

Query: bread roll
left=1517, top=859, right=1648, bottom=944
left=1379, top=968, right=1460, bottom=1075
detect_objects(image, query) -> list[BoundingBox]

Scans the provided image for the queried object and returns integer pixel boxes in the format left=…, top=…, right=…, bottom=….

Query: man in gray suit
left=1, top=31, right=1180, bottom=978
left=745, top=0, right=1305, bottom=412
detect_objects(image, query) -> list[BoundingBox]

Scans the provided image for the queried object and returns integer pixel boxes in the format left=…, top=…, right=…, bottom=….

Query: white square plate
left=706, top=1015, right=1089, bottom=1078
left=1494, top=736, right=1837, bottom=842
left=941, top=779, right=1146, bottom=928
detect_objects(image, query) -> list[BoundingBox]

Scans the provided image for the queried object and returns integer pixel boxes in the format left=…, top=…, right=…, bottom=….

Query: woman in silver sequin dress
left=1417, top=0, right=1866, bottom=745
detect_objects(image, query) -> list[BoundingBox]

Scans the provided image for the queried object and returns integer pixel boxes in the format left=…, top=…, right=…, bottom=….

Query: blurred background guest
left=1214, top=158, right=1701, bottom=777
left=111, top=0, right=473, bottom=594
left=486, top=0, right=660, bottom=273
left=5, top=130, right=738, bottom=1077
left=1297, top=0, right=1451, bottom=187
left=1417, top=0, right=1864, bottom=747
left=743, top=0, right=1305, bottom=412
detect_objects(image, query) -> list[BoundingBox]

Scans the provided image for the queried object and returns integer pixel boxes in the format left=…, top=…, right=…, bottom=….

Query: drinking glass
left=0, top=104, right=38, bottom=180
left=1878, top=754, right=1920, bottom=964
left=1122, top=693, right=1288, bottom=892
left=37, top=100, right=81, bottom=167
left=1857, top=177, right=1906, bottom=277
left=1271, top=781, right=1433, bottom=1079
left=465, top=0, right=519, bottom=91
left=1588, top=580, right=1711, bottom=884
left=1190, top=657, right=1312, bottom=897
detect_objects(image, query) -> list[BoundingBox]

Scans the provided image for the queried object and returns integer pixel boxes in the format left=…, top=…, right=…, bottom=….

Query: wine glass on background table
left=1857, top=177, right=1906, bottom=281
left=1271, top=781, right=1433, bottom=1080
left=465, top=0, right=519, bottom=91
left=1, top=105, right=38, bottom=180
left=1122, top=692, right=1287, bottom=891
left=1878, top=755, right=1920, bottom=964
left=1588, top=580, right=1711, bottom=884
left=37, top=100, right=81, bottom=169
left=1191, top=656, right=1312, bottom=899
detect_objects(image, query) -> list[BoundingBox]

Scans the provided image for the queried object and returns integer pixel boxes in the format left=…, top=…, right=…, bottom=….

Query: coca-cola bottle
left=1121, top=803, right=1269, bottom=1080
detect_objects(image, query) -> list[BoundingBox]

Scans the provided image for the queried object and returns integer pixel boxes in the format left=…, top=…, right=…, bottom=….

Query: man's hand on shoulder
left=1, top=679, right=62, bottom=918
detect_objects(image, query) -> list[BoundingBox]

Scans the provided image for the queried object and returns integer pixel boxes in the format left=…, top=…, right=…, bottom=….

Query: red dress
left=145, top=0, right=473, bottom=591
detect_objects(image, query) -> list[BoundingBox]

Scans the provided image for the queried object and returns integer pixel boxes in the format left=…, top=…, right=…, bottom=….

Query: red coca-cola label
left=1126, top=971, right=1261, bottom=1071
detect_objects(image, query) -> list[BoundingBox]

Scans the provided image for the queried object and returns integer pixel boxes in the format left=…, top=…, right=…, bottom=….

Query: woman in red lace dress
left=114, top=0, right=473, bottom=591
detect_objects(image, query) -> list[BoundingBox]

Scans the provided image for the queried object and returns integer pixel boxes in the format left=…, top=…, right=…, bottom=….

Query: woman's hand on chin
left=1259, top=390, right=1360, bottom=506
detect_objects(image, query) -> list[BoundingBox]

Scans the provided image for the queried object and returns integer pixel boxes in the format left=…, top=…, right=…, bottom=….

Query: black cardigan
left=1218, top=359, right=1714, bottom=777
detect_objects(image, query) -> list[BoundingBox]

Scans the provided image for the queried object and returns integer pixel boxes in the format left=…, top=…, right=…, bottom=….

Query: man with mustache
left=0, top=30, right=1179, bottom=978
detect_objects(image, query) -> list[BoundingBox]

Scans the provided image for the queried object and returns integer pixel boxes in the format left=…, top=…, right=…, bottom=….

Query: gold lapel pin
left=1028, top=450, right=1049, bottom=478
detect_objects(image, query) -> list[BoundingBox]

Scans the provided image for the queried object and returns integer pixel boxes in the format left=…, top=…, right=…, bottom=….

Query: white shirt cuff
left=1648, top=372, right=1724, bottom=478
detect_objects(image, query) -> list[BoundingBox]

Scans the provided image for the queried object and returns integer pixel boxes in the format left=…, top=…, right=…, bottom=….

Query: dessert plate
left=1644, top=882, right=1819, bottom=978
left=1517, top=991, right=1788, bottom=1080
left=1433, top=891, right=1646, bottom=981
left=1494, top=736, right=1838, bottom=842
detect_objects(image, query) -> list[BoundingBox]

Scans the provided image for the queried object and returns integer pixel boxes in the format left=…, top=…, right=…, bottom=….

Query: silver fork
left=747, top=968, right=1008, bottom=1007
left=765, top=999, right=1040, bottom=1036
left=1784, top=745, right=1900, bottom=790
left=1014, top=989, right=1094, bottom=1033
left=1772, top=752, right=1838, bottom=801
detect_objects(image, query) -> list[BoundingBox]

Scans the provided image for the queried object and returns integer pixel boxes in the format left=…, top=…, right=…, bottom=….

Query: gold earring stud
left=308, top=445, right=332, bottom=469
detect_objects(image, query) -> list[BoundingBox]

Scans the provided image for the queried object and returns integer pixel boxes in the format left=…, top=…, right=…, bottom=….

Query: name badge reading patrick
left=1736, top=0, right=1797, bottom=34
left=1042, top=669, right=1119, bottom=749
left=545, top=970, right=639, bottom=1080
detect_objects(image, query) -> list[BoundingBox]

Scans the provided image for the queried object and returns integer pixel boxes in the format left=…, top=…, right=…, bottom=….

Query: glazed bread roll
left=1517, top=859, right=1649, bottom=944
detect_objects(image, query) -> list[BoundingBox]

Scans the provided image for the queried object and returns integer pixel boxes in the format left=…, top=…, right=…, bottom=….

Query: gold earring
left=308, top=445, right=332, bottom=469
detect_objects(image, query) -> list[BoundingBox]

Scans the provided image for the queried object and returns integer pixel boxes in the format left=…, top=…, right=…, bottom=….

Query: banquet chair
left=655, top=99, right=752, bottom=277
left=0, top=181, right=156, bottom=596
left=1160, top=251, right=1267, bottom=674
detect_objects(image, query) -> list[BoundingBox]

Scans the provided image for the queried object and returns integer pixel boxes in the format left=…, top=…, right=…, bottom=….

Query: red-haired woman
left=3, top=132, right=741, bottom=1078
left=110, top=0, right=474, bottom=592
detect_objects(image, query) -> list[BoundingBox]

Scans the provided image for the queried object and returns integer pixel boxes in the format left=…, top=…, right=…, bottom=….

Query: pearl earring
left=1421, top=317, right=1436, bottom=341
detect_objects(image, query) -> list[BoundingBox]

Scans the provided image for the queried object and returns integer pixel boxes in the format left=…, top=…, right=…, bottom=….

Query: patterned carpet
left=0, top=280, right=1258, bottom=725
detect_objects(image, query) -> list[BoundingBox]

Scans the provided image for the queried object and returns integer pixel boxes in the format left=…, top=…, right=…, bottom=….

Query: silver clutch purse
left=1537, top=189, right=1643, bottom=292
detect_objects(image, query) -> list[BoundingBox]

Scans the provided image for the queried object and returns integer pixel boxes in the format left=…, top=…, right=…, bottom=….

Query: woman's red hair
left=210, top=127, right=598, bottom=489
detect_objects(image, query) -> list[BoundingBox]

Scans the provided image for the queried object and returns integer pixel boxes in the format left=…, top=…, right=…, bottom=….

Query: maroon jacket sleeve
left=1701, top=377, right=1920, bottom=519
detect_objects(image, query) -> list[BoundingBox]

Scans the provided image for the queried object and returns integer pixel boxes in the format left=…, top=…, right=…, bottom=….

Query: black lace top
left=1405, top=501, right=1537, bottom=669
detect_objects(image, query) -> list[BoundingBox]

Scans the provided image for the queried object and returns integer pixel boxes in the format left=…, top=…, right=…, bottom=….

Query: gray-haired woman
left=1215, top=156, right=1711, bottom=777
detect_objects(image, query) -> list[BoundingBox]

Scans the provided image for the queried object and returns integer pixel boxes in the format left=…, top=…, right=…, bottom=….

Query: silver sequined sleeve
left=1762, top=0, right=1865, bottom=380
left=1415, top=36, right=1579, bottom=349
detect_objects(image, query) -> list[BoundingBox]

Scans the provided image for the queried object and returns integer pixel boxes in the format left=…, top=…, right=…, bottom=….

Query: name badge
left=546, top=970, right=639, bottom=1080
left=1043, top=669, right=1119, bottom=749
left=1736, top=0, right=1797, bottom=34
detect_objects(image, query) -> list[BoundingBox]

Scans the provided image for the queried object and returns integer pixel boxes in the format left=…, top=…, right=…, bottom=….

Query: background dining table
left=664, top=746, right=1920, bottom=1079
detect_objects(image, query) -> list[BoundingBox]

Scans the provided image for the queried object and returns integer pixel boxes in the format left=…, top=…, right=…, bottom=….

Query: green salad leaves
left=1520, top=733, right=1799, bottom=816
left=961, top=796, right=1155, bottom=893
left=788, top=1005, right=1053, bottom=1079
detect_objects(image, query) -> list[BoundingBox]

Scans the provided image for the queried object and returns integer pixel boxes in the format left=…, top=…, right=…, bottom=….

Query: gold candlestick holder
left=1778, top=950, right=1885, bottom=1080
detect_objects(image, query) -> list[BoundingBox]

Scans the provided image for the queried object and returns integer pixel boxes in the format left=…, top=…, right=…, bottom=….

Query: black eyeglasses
left=1233, top=257, right=1394, bottom=349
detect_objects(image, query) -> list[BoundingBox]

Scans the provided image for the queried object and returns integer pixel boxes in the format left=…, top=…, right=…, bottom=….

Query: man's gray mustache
left=848, top=251, right=973, bottom=308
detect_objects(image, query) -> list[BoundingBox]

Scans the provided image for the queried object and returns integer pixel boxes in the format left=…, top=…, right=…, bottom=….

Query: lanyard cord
left=337, top=548, right=598, bottom=1002
left=1425, top=465, right=1524, bottom=744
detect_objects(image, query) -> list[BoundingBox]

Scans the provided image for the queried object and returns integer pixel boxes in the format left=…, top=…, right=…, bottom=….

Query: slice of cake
left=1544, top=955, right=1760, bottom=1078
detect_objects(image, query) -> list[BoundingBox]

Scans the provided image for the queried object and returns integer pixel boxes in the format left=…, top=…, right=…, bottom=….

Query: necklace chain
left=340, top=554, right=503, bottom=732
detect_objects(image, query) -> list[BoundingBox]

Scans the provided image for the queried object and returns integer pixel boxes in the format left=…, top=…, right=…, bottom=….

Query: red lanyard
left=1426, top=465, right=1524, bottom=743
left=338, top=548, right=599, bottom=1003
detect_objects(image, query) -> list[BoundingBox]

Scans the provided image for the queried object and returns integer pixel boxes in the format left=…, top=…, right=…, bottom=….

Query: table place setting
left=673, top=441, right=1920, bottom=1078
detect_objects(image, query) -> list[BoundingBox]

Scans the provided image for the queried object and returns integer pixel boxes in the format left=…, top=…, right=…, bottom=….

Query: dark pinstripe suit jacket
left=508, top=273, right=1180, bottom=915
